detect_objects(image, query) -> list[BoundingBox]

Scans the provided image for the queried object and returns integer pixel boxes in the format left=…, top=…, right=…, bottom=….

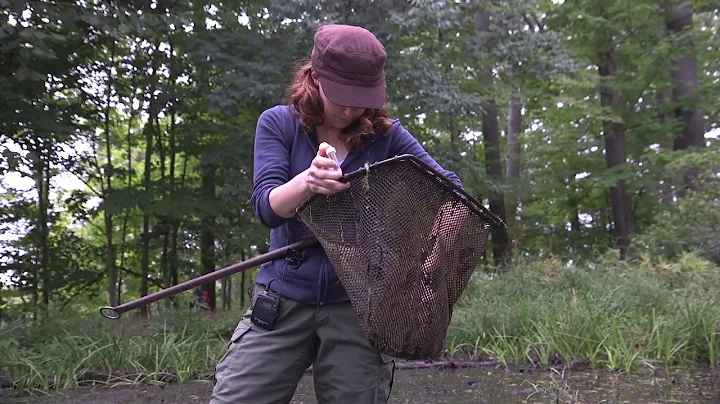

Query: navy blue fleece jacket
left=250, top=105, right=462, bottom=305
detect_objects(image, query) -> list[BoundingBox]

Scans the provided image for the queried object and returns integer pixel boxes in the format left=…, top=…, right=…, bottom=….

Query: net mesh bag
left=295, top=154, right=505, bottom=360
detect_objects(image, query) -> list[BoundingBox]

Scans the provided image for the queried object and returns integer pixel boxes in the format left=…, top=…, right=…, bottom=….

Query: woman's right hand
left=304, top=142, right=351, bottom=195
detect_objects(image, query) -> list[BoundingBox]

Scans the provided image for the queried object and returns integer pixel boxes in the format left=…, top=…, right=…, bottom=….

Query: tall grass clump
left=0, top=307, right=243, bottom=393
left=447, top=252, right=720, bottom=372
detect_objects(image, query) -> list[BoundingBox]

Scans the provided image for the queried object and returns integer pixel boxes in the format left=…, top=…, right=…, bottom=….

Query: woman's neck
left=315, top=125, right=348, bottom=159
left=315, top=124, right=341, bottom=144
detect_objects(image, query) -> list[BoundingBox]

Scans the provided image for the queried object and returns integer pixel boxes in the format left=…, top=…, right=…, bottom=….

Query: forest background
left=1, top=0, right=719, bottom=392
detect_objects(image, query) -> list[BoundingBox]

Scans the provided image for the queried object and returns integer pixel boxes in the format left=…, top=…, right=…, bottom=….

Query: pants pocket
left=212, top=321, right=252, bottom=386
left=379, top=353, right=396, bottom=403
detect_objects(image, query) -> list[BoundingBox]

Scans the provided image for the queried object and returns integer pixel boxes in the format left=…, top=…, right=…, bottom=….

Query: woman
left=209, top=24, right=462, bottom=404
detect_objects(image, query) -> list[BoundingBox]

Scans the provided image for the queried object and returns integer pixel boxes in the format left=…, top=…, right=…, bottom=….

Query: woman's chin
left=320, top=117, right=355, bottom=131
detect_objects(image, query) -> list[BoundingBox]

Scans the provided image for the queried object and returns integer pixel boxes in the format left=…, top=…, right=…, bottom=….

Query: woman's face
left=317, top=82, right=366, bottom=129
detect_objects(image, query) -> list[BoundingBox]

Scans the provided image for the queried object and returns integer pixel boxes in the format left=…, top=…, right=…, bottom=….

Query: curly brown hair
left=284, top=59, right=394, bottom=151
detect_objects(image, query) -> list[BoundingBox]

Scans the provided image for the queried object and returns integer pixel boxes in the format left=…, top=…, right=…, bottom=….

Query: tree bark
left=449, top=113, right=460, bottom=153
left=597, top=17, right=635, bottom=259
left=38, top=144, right=51, bottom=320
left=240, top=249, right=247, bottom=308
left=475, top=8, right=510, bottom=265
left=138, top=45, right=160, bottom=317
left=505, top=93, right=522, bottom=240
left=200, top=160, right=217, bottom=312
left=666, top=3, right=705, bottom=192
left=193, top=0, right=217, bottom=312
left=103, top=40, right=118, bottom=308
left=139, top=119, right=153, bottom=318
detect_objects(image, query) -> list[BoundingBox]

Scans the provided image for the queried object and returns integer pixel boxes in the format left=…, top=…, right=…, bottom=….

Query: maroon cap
left=311, top=24, right=387, bottom=109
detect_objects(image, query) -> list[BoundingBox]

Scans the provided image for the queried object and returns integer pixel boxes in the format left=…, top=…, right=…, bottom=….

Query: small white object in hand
left=326, top=145, right=342, bottom=173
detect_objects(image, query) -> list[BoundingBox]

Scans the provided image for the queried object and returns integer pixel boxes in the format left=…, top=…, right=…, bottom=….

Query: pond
left=2, top=365, right=718, bottom=403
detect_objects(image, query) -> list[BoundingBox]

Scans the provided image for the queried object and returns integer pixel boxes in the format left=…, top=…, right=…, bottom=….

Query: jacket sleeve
left=390, top=120, right=464, bottom=189
left=250, top=107, right=292, bottom=228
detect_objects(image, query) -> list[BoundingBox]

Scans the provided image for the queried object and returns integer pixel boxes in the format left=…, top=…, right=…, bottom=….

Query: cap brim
left=319, top=77, right=386, bottom=109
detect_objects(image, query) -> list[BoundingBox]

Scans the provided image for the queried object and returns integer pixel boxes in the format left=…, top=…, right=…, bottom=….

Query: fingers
left=312, top=154, right=339, bottom=171
left=307, top=180, right=349, bottom=195
left=314, top=143, right=339, bottom=170
left=308, top=183, right=347, bottom=195
left=305, top=142, right=350, bottom=195
left=305, top=171, right=349, bottom=194
left=318, top=142, right=331, bottom=157
left=305, top=166, right=349, bottom=194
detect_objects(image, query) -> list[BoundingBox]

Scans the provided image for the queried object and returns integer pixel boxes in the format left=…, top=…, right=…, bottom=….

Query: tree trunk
left=200, top=160, right=217, bottom=312
left=568, top=194, right=582, bottom=253
left=118, top=73, right=140, bottom=306
left=104, top=209, right=117, bottom=308
left=168, top=110, right=179, bottom=308
left=138, top=40, right=162, bottom=317
left=26, top=138, right=50, bottom=323
left=666, top=3, right=705, bottom=192
left=139, top=119, right=153, bottom=318
left=597, top=20, right=635, bottom=259
left=240, top=248, right=247, bottom=308
left=155, top=112, right=170, bottom=310
left=449, top=113, right=460, bottom=152
left=161, top=40, right=181, bottom=310
left=193, top=1, right=216, bottom=311
left=222, top=276, right=231, bottom=310
left=475, top=8, right=510, bottom=265
left=439, top=28, right=461, bottom=160
left=171, top=152, right=188, bottom=291
left=39, top=145, right=51, bottom=321
left=167, top=40, right=179, bottom=299
left=103, top=40, right=118, bottom=308
left=506, top=96, right=522, bottom=183
left=505, top=93, right=522, bottom=242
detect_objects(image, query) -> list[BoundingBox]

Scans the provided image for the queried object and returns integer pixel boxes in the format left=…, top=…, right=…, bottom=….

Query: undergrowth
left=0, top=308, right=241, bottom=393
left=2, top=252, right=719, bottom=393
left=446, top=251, right=720, bottom=373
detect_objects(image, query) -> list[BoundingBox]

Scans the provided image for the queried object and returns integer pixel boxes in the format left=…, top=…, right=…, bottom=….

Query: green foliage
left=0, top=0, right=719, bottom=388
left=634, top=147, right=720, bottom=264
left=447, top=253, right=720, bottom=372
left=0, top=307, right=243, bottom=392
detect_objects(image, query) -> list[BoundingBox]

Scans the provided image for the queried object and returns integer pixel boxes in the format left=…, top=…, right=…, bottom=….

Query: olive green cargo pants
left=209, top=283, right=396, bottom=404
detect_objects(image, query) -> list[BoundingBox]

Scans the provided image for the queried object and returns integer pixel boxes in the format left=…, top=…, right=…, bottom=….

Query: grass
left=446, top=251, right=720, bottom=373
left=2, top=252, right=719, bottom=393
left=0, top=308, right=240, bottom=393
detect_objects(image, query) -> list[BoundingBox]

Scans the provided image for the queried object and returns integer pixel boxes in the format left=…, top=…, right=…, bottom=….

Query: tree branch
left=119, top=266, right=165, bottom=290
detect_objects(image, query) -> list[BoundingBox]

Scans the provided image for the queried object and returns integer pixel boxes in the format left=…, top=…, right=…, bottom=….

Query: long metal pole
left=99, top=236, right=319, bottom=319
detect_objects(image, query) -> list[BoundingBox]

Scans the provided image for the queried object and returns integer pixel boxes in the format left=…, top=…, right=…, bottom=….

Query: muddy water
left=2, top=367, right=718, bottom=403
left=297, top=366, right=720, bottom=403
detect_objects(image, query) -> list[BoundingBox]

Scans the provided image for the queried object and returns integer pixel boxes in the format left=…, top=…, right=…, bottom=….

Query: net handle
left=296, top=154, right=506, bottom=230
left=98, top=237, right=320, bottom=319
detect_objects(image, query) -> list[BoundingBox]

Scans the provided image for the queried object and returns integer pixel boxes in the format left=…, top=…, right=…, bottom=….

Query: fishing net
left=295, top=154, right=504, bottom=360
